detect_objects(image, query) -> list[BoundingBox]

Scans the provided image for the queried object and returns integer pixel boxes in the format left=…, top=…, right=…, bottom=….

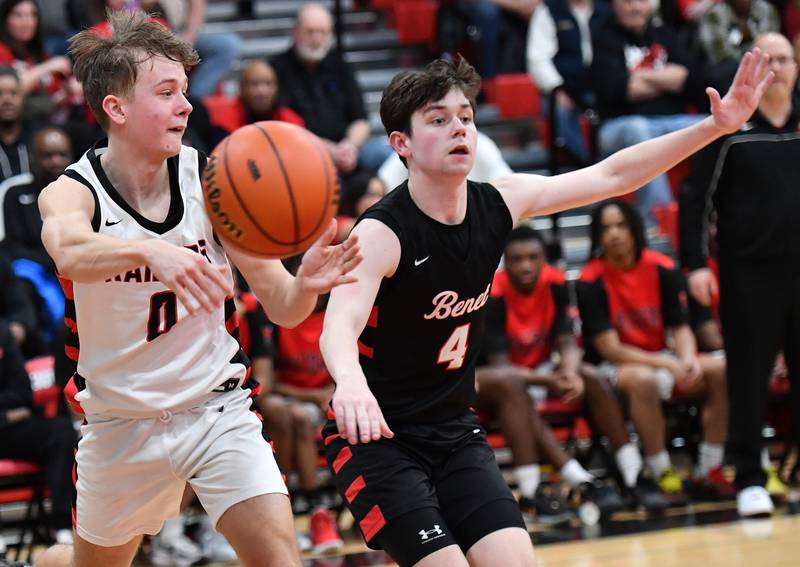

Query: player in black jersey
left=320, top=54, right=771, bottom=567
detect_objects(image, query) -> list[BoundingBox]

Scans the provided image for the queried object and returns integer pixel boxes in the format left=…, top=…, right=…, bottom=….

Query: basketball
left=201, top=121, right=339, bottom=258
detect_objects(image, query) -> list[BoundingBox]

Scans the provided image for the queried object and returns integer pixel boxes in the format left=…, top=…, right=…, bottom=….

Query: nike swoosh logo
left=105, top=219, right=122, bottom=226
left=414, top=256, right=430, bottom=267
left=18, top=193, right=35, bottom=205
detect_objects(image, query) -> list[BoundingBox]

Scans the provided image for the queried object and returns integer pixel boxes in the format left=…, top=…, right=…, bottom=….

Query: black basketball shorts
left=322, top=413, right=526, bottom=567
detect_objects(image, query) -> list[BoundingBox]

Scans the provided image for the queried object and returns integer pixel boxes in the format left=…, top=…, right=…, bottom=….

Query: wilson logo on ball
left=203, top=154, right=245, bottom=241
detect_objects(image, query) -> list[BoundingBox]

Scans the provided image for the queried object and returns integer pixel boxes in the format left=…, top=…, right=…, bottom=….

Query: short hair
left=506, top=225, right=547, bottom=251
left=0, top=65, right=20, bottom=83
left=380, top=57, right=481, bottom=138
left=589, top=200, right=647, bottom=261
left=68, top=10, right=200, bottom=130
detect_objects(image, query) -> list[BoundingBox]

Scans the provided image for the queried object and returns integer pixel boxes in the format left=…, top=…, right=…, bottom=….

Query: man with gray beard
left=270, top=2, right=392, bottom=176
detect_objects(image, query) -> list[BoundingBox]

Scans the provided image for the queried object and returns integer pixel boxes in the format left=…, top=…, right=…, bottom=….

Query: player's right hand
left=143, top=240, right=232, bottom=316
left=688, top=268, right=718, bottom=307
left=332, top=379, right=394, bottom=445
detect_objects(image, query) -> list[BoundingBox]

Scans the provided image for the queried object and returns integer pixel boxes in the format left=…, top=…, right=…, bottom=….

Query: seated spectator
left=335, top=171, right=387, bottom=242
left=377, top=130, right=512, bottom=191
left=698, top=0, right=779, bottom=87
left=590, top=0, right=707, bottom=228
left=90, top=0, right=241, bottom=99
left=477, top=226, right=663, bottom=520
left=527, top=0, right=611, bottom=164
left=218, top=60, right=305, bottom=132
left=271, top=2, right=392, bottom=179
left=0, top=252, right=43, bottom=356
left=1, top=126, right=71, bottom=269
left=576, top=200, right=733, bottom=501
left=0, top=0, right=80, bottom=123
left=0, top=66, right=31, bottom=184
left=457, top=0, right=540, bottom=77
left=785, top=0, right=800, bottom=44
left=0, top=322, right=77, bottom=545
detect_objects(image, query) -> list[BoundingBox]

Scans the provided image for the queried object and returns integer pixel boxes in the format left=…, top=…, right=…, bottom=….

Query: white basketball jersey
left=63, top=143, right=247, bottom=418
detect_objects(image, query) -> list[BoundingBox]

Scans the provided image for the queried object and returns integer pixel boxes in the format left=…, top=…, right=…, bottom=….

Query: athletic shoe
left=296, top=532, right=312, bottom=552
left=631, top=474, right=668, bottom=512
left=765, top=467, right=788, bottom=501
left=149, top=532, right=203, bottom=566
left=310, top=507, right=344, bottom=554
left=691, top=466, right=737, bottom=501
left=737, top=486, right=774, bottom=518
left=576, top=480, right=625, bottom=522
left=657, top=467, right=683, bottom=494
left=519, top=485, right=572, bottom=526
left=196, top=518, right=237, bottom=563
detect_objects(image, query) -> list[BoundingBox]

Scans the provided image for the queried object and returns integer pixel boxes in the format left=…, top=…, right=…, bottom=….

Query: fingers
left=311, top=218, right=338, bottom=250
left=380, top=414, right=394, bottom=439
left=754, top=70, right=775, bottom=101
left=177, top=273, right=215, bottom=314
left=705, top=87, right=721, bottom=113
left=730, top=50, right=753, bottom=89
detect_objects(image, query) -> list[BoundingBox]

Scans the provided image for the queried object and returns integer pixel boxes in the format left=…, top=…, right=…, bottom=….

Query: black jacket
left=680, top=105, right=800, bottom=270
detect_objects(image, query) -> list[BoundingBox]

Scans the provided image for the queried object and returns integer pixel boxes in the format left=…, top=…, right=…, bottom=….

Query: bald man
left=236, top=60, right=304, bottom=128
left=270, top=2, right=392, bottom=174
left=681, top=32, right=799, bottom=518
left=0, top=127, right=72, bottom=267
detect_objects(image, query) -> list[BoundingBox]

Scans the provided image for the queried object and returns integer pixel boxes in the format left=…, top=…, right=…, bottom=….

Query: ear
left=101, top=94, right=126, bottom=127
left=388, top=131, right=411, bottom=161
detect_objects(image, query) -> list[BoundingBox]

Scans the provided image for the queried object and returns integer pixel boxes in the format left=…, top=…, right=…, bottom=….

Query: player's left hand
left=707, top=48, right=773, bottom=134
left=677, top=355, right=703, bottom=390
left=554, top=370, right=584, bottom=403
left=296, top=219, right=363, bottom=294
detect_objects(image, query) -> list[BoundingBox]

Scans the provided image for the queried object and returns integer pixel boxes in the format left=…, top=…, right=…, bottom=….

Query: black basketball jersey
left=356, top=180, right=513, bottom=425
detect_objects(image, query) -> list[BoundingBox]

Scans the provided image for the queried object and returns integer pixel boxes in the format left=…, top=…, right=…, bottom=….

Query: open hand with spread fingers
left=707, top=48, right=774, bottom=134
left=296, top=218, right=363, bottom=294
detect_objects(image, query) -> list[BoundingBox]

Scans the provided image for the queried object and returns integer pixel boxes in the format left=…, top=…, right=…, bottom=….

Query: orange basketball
left=201, top=121, right=339, bottom=258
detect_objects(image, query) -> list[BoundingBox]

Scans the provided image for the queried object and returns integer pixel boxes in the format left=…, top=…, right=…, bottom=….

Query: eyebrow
left=422, top=103, right=472, bottom=114
left=154, top=78, right=188, bottom=89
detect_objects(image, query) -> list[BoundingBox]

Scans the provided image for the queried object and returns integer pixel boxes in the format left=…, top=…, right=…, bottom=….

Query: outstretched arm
left=320, top=219, right=398, bottom=444
left=496, top=49, right=772, bottom=221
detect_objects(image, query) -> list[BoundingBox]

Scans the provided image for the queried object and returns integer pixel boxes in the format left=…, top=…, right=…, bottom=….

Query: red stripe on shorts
left=357, top=340, right=373, bottom=358
left=359, top=504, right=386, bottom=542
left=345, top=475, right=366, bottom=503
left=323, top=433, right=340, bottom=446
left=332, top=446, right=352, bottom=474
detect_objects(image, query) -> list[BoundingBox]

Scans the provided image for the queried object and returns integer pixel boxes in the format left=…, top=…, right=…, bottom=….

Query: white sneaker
left=54, top=529, right=74, bottom=545
left=737, top=486, right=774, bottom=518
left=196, top=519, right=237, bottom=563
left=149, top=532, right=203, bottom=566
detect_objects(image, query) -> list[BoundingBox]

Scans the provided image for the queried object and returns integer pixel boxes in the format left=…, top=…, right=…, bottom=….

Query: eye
left=461, top=115, right=472, bottom=124
left=431, top=117, right=444, bottom=125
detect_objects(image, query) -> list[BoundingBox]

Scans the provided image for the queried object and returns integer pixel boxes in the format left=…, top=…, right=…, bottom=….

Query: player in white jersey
left=34, top=12, right=360, bottom=567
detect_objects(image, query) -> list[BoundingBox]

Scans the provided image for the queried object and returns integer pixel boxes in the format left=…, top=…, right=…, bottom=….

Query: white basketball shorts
left=74, top=387, right=287, bottom=546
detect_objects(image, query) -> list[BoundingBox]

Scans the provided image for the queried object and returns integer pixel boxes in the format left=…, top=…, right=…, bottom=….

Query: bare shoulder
left=350, top=218, right=401, bottom=278
left=39, top=174, right=95, bottom=221
left=490, top=172, right=548, bottom=221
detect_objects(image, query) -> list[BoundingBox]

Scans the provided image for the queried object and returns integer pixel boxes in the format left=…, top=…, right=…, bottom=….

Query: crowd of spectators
left=0, top=0, right=797, bottom=563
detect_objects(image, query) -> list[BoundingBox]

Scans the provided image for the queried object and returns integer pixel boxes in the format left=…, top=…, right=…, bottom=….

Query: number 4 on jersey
left=437, top=323, right=471, bottom=370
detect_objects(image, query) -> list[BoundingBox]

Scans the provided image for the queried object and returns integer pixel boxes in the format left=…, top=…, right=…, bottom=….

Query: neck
left=406, top=168, right=468, bottom=225
left=101, top=137, right=170, bottom=206
left=0, top=120, right=21, bottom=145
left=758, top=95, right=792, bottom=128
left=605, top=251, right=636, bottom=271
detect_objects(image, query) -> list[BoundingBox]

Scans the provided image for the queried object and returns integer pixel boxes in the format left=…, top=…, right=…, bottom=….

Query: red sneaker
left=310, top=507, right=344, bottom=554
left=692, top=466, right=736, bottom=501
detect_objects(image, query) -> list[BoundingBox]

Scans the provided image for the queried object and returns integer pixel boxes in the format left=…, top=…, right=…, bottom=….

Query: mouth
left=448, top=144, right=470, bottom=156
left=168, top=126, right=186, bottom=134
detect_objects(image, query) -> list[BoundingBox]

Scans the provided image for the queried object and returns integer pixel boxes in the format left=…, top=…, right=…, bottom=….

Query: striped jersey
left=61, top=142, right=249, bottom=418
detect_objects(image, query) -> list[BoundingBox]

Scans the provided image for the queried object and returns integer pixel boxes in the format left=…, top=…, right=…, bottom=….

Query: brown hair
left=380, top=57, right=481, bottom=138
left=69, top=10, right=199, bottom=130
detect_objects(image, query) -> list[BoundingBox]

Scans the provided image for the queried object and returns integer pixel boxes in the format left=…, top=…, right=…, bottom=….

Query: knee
left=619, top=367, right=660, bottom=400
left=620, top=117, right=652, bottom=146
left=289, top=404, right=314, bottom=437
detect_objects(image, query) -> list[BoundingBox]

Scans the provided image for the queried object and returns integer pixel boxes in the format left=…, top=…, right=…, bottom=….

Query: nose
left=178, top=92, right=193, bottom=115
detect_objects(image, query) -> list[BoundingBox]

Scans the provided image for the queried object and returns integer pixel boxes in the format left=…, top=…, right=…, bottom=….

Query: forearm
left=251, top=276, right=317, bottom=329
left=345, top=120, right=371, bottom=148
left=184, top=0, right=207, bottom=34
left=672, top=326, right=697, bottom=361
left=558, top=343, right=582, bottom=375
left=627, top=71, right=661, bottom=101
left=48, top=229, right=149, bottom=282
left=597, top=117, right=723, bottom=199
left=320, top=326, right=367, bottom=387
left=598, top=341, right=671, bottom=368
left=644, top=65, right=688, bottom=94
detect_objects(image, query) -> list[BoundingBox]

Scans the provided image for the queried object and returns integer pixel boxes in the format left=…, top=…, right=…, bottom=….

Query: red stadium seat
left=483, top=74, right=541, bottom=120
left=0, top=460, right=48, bottom=562
left=391, top=1, right=439, bottom=46
left=202, top=95, right=241, bottom=133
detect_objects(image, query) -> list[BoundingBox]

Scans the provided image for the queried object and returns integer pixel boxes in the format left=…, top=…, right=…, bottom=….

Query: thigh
left=216, top=493, right=300, bottom=567
left=435, top=433, right=525, bottom=552
left=323, top=421, right=439, bottom=550
left=75, top=417, right=184, bottom=547
left=372, top=507, right=464, bottom=567
left=184, top=390, right=287, bottom=528
left=466, top=526, right=535, bottom=567
left=73, top=529, right=142, bottom=567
